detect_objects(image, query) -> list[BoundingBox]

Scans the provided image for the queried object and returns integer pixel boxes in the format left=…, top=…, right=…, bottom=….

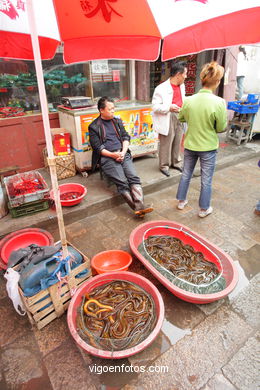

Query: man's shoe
left=177, top=200, right=188, bottom=210
left=135, top=206, right=154, bottom=216
left=160, top=169, right=170, bottom=177
left=130, top=184, right=154, bottom=217
left=254, top=208, right=260, bottom=216
left=172, top=166, right=183, bottom=173
left=198, top=206, right=213, bottom=218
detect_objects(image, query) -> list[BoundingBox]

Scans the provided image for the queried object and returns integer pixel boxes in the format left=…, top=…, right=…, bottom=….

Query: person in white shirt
left=236, top=46, right=247, bottom=100
left=152, top=62, right=187, bottom=177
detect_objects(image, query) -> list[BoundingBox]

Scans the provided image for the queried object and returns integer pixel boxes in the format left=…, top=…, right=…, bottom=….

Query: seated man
left=89, top=96, right=153, bottom=217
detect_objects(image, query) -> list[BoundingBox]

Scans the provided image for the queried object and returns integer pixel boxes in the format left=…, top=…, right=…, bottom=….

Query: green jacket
left=178, top=89, right=227, bottom=151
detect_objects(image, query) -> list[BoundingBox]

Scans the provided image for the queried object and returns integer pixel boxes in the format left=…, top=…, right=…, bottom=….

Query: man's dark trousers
left=100, top=152, right=141, bottom=193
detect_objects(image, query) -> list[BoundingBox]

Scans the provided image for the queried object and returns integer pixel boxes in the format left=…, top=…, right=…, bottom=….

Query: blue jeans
left=176, top=149, right=217, bottom=209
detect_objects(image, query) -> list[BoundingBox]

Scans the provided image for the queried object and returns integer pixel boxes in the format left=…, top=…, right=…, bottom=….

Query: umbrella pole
left=27, top=0, right=69, bottom=261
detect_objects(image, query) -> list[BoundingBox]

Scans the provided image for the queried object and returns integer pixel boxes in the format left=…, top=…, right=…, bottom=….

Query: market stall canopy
left=1, top=0, right=260, bottom=63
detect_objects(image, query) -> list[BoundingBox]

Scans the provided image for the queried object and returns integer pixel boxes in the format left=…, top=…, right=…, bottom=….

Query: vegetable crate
left=227, top=101, right=259, bottom=114
left=18, top=242, right=91, bottom=330
left=4, top=171, right=49, bottom=208
left=8, top=199, right=49, bottom=218
left=43, top=148, right=76, bottom=180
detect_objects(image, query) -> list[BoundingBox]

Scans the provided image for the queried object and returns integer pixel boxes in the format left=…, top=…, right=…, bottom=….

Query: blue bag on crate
left=8, top=243, right=62, bottom=271
left=19, top=246, right=89, bottom=297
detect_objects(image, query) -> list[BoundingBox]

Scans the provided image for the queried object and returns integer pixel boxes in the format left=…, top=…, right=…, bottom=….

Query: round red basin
left=91, top=250, right=132, bottom=274
left=0, top=228, right=54, bottom=265
left=67, top=271, right=165, bottom=359
left=50, top=183, right=87, bottom=206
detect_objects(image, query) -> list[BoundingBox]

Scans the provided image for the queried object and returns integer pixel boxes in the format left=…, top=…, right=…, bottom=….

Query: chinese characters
left=185, top=55, right=197, bottom=95
left=185, top=80, right=196, bottom=95
left=80, top=0, right=122, bottom=23
left=16, top=0, right=25, bottom=11
left=0, top=0, right=25, bottom=19
left=0, top=0, right=18, bottom=19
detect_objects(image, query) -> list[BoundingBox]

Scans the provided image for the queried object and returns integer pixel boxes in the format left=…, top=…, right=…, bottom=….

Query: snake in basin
left=144, top=236, right=220, bottom=285
left=76, top=280, right=157, bottom=351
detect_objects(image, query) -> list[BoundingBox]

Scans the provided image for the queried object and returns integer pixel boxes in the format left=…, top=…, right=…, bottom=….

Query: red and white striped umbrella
left=1, top=0, right=260, bottom=63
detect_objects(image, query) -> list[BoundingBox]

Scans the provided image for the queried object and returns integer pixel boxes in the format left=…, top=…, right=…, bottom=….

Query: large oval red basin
left=129, top=221, right=238, bottom=304
left=67, top=271, right=165, bottom=359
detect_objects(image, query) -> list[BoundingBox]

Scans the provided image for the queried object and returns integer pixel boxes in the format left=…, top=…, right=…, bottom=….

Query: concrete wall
left=243, top=45, right=260, bottom=95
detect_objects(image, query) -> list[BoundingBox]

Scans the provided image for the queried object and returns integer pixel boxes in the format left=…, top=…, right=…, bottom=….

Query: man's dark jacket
left=89, top=116, right=131, bottom=171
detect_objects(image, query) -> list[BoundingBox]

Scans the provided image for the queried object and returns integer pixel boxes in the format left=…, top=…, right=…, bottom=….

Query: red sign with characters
left=185, top=80, right=196, bottom=95
left=184, top=54, right=197, bottom=96
left=187, top=62, right=196, bottom=78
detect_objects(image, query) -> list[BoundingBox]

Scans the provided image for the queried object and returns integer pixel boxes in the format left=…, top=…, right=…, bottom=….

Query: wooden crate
left=43, top=148, right=76, bottom=180
left=18, top=242, right=91, bottom=330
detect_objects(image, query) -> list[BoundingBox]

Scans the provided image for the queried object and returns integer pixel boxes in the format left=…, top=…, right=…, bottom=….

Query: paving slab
left=196, top=299, right=226, bottom=316
left=201, top=372, right=237, bottom=390
left=1, top=331, right=52, bottom=390
left=222, top=333, right=260, bottom=390
left=43, top=338, right=96, bottom=390
left=230, top=273, right=260, bottom=328
left=0, top=297, right=31, bottom=348
left=123, top=306, right=253, bottom=390
left=235, top=244, right=260, bottom=279
left=33, top=314, right=71, bottom=357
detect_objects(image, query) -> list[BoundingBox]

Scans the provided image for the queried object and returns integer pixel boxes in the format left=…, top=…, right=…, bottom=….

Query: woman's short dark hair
left=97, top=96, right=114, bottom=111
left=170, top=61, right=187, bottom=77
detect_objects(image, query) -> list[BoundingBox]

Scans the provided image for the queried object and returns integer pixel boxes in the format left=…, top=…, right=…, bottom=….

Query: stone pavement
left=0, top=150, right=259, bottom=389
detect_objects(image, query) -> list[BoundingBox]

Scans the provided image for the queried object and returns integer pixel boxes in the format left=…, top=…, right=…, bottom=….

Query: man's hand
left=170, top=104, right=181, bottom=113
left=101, top=150, right=126, bottom=161
left=115, top=151, right=125, bottom=162
left=111, top=151, right=121, bottom=161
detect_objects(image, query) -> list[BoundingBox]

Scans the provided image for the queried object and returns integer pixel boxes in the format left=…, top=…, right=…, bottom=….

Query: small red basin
left=50, top=183, right=87, bottom=206
left=91, top=250, right=132, bottom=274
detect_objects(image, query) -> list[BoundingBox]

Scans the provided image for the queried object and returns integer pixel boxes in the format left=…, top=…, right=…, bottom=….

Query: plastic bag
left=4, top=268, right=26, bottom=316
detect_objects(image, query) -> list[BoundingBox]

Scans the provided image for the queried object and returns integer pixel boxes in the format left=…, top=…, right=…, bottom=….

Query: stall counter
left=58, top=102, right=158, bottom=172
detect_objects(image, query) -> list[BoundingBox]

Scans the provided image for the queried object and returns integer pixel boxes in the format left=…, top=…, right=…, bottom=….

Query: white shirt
left=152, top=78, right=186, bottom=136
left=237, top=52, right=247, bottom=77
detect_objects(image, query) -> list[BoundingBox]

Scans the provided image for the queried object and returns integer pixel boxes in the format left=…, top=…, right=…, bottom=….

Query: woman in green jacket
left=176, top=61, right=227, bottom=218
